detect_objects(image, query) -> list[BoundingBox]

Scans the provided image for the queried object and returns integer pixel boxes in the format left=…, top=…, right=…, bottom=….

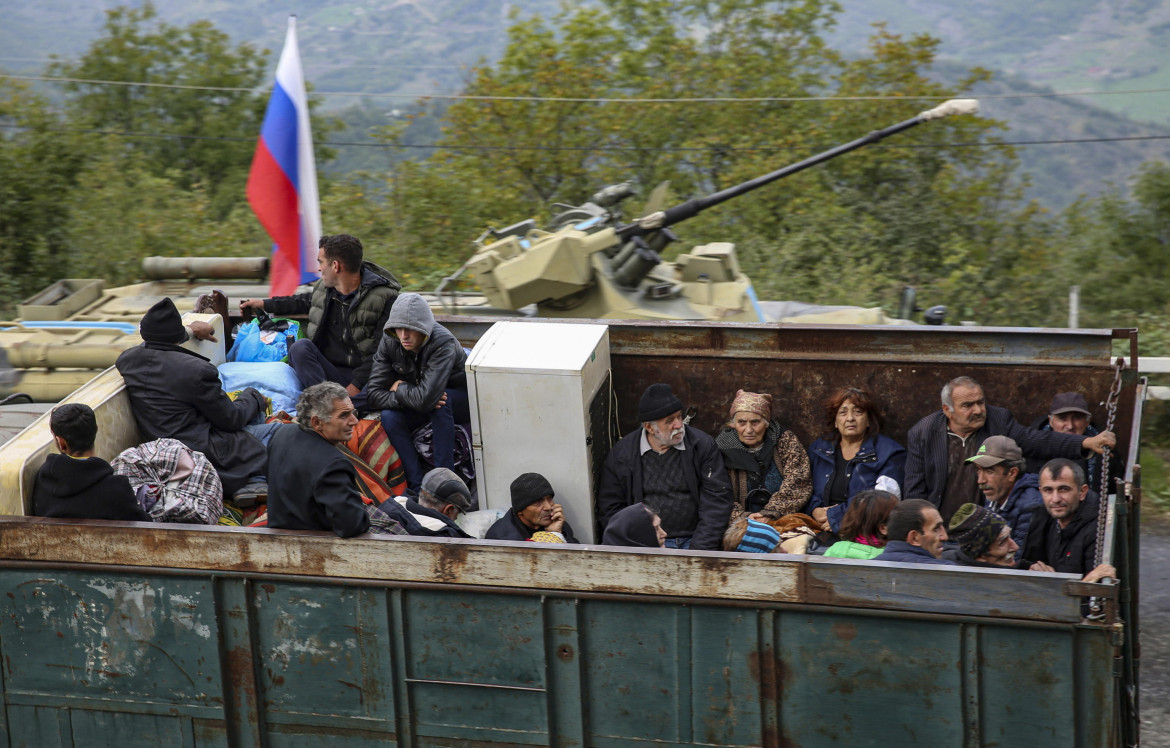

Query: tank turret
left=448, top=99, right=980, bottom=322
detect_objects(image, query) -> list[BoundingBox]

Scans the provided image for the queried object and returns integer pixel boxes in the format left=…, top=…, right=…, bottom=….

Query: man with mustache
left=485, top=472, right=579, bottom=543
left=904, top=376, right=1115, bottom=524
left=596, top=383, right=732, bottom=550
left=966, top=435, right=1041, bottom=555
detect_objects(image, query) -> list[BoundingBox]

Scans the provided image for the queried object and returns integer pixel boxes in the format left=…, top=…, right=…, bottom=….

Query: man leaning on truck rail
left=903, top=376, right=1115, bottom=525
left=486, top=472, right=579, bottom=543
left=239, top=233, right=401, bottom=411
left=267, top=382, right=406, bottom=538
left=596, top=383, right=733, bottom=550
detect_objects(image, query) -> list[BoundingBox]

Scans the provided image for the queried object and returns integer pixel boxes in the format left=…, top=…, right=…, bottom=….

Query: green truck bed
left=0, top=318, right=1144, bottom=746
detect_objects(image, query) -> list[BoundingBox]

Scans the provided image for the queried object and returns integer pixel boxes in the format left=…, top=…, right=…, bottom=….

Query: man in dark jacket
left=1021, top=458, right=1116, bottom=583
left=874, top=499, right=957, bottom=566
left=966, top=435, right=1042, bottom=556
left=267, top=382, right=372, bottom=538
left=116, top=297, right=269, bottom=497
left=32, top=403, right=151, bottom=522
left=596, top=383, right=732, bottom=550
left=366, top=292, right=469, bottom=493
left=1026, top=392, right=1122, bottom=497
left=904, top=376, right=1115, bottom=524
left=486, top=472, right=579, bottom=543
left=240, top=233, right=400, bottom=410
left=394, top=467, right=473, bottom=539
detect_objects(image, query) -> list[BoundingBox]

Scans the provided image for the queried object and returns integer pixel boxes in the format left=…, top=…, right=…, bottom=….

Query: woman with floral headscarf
left=715, top=389, right=812, bottom=525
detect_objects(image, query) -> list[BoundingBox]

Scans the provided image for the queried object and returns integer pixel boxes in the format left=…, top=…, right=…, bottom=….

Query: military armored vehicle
left=0, top=100, right=977, bottom=402
left=438, top=99, right=980, bottom=322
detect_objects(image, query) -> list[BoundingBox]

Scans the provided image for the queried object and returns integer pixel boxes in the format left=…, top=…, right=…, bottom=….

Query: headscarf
left=602, top=503, right=661, bottom=548
left=729, top=389, right=772, bottom=422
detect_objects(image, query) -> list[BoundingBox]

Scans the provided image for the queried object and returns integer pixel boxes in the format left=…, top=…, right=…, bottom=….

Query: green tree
left=0, top=79, right=91, bottom=307
left=61, top=143, right=266, bottom=287
left=1055, top=161, right=1170, bottom=328
left=49, top=3, right=271, bottom=218
left=381, top=0, right=1046, bottom=318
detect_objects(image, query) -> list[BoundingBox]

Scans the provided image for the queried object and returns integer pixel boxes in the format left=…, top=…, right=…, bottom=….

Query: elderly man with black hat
left=485, top=472, right=579, bottom=543
left=116, top=297, right=270, bottom=498
left=596, top=383, right=732, bottom=550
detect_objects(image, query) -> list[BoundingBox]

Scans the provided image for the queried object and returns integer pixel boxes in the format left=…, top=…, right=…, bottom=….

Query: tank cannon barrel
left=617, top=99, right=980, bottom=240
left=142, top=256, right=270, bottom=281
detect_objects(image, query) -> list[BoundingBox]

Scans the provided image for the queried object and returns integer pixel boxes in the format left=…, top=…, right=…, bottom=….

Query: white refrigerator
left=465, top=321, right=612, bottom=543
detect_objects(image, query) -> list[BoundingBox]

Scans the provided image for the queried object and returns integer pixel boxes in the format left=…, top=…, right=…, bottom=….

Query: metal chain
left=1093, top=357, right=1124, bottom=567
left=1086, top=357, right=1124, bottom=621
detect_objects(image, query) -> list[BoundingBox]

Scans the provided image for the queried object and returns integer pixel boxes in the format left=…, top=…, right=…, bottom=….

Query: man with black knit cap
left=944, top=503, right=1021, bottom=567
left=596, top=383, right=732, bottom=550
left=485, top=472, right=579, bottom=543
left=116, top=297, right=269, bottom=498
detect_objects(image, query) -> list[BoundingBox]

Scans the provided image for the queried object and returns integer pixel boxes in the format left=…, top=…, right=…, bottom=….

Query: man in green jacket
left=240, top=233, right=400, bottom=411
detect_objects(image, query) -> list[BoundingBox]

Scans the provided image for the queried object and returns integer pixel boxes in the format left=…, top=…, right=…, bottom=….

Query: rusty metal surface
left=0, top=518, right=1108, bottom=624
left=445, top=317, right=1132, bottom=447
left=0, top=318, right=1137, bottom=746
left=0, top=548, right=1117, bottom=747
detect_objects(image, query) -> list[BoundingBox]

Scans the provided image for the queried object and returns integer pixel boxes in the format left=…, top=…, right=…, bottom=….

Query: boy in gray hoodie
left=365, top=293, right=469, bottom=493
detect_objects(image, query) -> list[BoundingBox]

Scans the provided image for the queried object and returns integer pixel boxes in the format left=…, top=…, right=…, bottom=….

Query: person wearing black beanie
left=485, top=472, right=579, bottom=543
left=116, top=296, right=270, bottom=498
left=596, top=382, right=732, bottom=550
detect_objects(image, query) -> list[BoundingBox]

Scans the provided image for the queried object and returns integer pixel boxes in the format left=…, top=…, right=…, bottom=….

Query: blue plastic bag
left=218, top=361, right=303, bottom=414
left=227, top=319, right=300, bottom=363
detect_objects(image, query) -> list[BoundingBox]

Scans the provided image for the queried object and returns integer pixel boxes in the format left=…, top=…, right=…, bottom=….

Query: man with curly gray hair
left=266, top=382, right=378, bottom=537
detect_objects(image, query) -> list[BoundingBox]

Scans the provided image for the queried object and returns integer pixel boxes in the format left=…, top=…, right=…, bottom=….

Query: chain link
left=1087, top=357, right=1125, bottom=620
left=1093, top=357, right=1124, bottom=567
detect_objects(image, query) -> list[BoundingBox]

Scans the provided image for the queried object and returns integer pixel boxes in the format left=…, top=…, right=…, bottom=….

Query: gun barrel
left=618, top=99, right=979, bottom=240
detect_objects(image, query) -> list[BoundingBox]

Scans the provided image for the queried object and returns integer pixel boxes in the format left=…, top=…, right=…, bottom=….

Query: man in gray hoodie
left=366, top=293, right=469, bottom=493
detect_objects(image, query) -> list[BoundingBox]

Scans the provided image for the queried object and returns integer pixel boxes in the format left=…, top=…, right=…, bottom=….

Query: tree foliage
left=379, top=0, right=1043, bottom=318
left=48, top=2, right=270, bottom=218
left=1, top=0, right=1167, bottom=342
left=0, top=80, right=91, bottom=304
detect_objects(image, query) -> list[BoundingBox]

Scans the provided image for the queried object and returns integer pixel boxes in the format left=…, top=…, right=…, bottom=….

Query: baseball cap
left=1049, top=392, right=1090, bottom=416
left=965, top=435, right=1023, bottom=467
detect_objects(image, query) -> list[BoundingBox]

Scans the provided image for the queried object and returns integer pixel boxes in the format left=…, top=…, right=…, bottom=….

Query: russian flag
left=247, top=15, right=322, bottom=296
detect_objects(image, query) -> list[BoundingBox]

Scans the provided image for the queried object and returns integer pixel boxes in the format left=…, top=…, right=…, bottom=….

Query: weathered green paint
left=0, top=559, right=1118, bottom=747
left=0, top=321, right=1140, bottom=745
